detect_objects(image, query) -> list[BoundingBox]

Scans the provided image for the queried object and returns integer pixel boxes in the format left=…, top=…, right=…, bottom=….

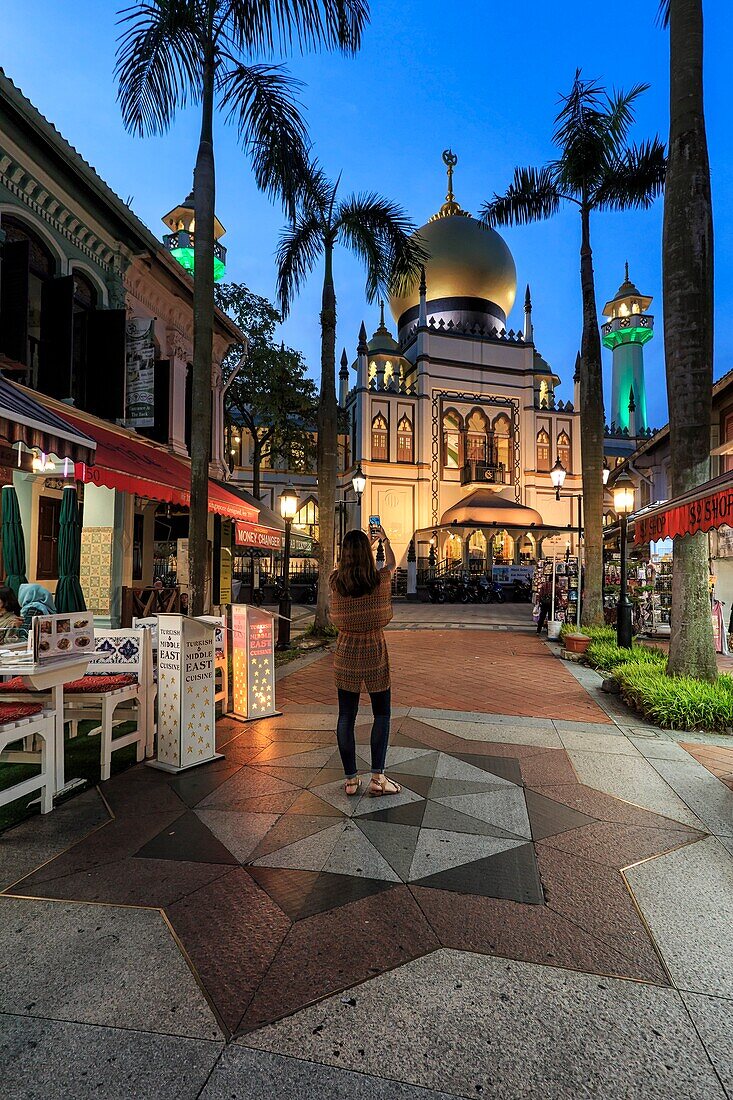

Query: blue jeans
left=336, top=688, right=391, bottom=777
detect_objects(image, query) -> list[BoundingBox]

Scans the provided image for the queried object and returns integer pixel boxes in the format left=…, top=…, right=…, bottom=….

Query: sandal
left=368, top=774, right=402, bottom=797
left=344, top=777, right=361, bottom=797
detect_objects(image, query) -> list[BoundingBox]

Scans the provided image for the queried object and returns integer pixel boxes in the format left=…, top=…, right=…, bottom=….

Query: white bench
left=0, top=703, right=55, bottom=814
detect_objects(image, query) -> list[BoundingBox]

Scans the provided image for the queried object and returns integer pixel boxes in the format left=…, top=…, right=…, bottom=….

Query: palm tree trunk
left=189, top=54, right=216, bottom=616
left=314, top=240, right=338, bottom=633
left=578, top=203, right=605, bottom=627
left=664, top=0, right=717, bottom=679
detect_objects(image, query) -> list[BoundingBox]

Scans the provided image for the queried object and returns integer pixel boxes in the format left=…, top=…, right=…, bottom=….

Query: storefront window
left=536, top=428, right=550, bottom=472
left=442, top=410, right=462, bottom=469
left=371, top=413, right=388, bottom=461
left=397, top=415, right=413, bottom=463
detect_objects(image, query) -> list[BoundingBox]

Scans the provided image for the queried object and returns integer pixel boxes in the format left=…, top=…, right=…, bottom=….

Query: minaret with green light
left=601, top=263, right=653, bottom=434
left=162, top=189, right=227, bottom=281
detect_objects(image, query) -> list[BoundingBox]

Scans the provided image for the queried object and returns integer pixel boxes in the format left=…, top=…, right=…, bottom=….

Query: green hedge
left=559, top=624, right=615, bottom=643
left=586, top=639, right=666, bottom=673
left=615, top=662, right=733, bottom=733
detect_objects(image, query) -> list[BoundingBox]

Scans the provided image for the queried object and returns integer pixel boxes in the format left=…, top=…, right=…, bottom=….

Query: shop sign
left=230, top=604, right=277, bottom=720
left=235, top=520, right=284, bottom=550
left=635, top=484, right=733, bottom=546
left=125, top=318, right=156, bottom=427
left=218, top=520, right=233, bottom=604
left=155, top=614, right=217, bottom=771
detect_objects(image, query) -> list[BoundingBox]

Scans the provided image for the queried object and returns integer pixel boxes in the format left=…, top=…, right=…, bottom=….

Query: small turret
left=601, top=262, right=653, bottom=433
left=357, top=321, right=369, bottom=389
left=339, top=348, right=349, bottom=406
left=523, top=284, right=533, bottom=344
left=418, top=266, right=427, bottom=328
left=573, top=351, right=582, bottom=411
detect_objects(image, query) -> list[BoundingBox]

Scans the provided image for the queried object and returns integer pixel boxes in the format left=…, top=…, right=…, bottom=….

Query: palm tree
left=276, top=164, right=425, bottom=632
left=658, top=1, right=717, bottom=679
left=115, top=0, right=368, bottom=615
left=481, top=73, right=665, bottom=627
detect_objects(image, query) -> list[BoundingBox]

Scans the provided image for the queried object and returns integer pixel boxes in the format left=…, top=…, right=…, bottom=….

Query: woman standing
left=329, top=526, right=401, bottom=798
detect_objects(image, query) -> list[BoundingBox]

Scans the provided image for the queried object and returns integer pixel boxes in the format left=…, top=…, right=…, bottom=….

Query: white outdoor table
left=0, top=655, right=90, bottom=797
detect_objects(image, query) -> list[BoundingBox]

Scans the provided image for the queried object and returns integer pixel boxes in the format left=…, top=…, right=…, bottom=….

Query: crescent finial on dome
left=431, top=148, right=471, bottom=221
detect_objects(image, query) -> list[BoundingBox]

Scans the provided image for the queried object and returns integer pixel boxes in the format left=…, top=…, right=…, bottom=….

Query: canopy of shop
left=633, top=471, right=733, bottom=546
left=440, top=489, right=544, bottom=529
left=50, top=407, right=258, bottom=523
left=227, top=484, right=315, bottom=555
left=0, top=378, right=95, bottom=464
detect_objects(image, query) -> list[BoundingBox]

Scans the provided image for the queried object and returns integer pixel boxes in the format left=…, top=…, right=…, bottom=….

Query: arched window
left=371, top=412, right=388, bottom=461
left=397, top=414, right=413, bottom=463
left=295, top=496, right=319, bottom=539
left=557, top=430, right=571, bottom=471
left=442, top=410, right=462, bottom=469
left=493, top=413, right=511, bottom=478
left=0, top=214, right=56, bottom=371
left=466, top=409, right=488, bottom=463
left=536, top=428, right=551, bottom=472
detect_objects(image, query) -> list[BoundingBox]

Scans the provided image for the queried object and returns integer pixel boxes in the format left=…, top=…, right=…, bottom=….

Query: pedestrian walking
left=328, top=526, right=401, bottom=798
left=536, top=575, right=552, bottom=635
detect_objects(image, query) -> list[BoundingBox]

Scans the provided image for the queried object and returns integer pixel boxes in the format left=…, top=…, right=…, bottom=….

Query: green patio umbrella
left=55, top=485, right=86, bottom=613
left=1, top=484, right=27, bottom=596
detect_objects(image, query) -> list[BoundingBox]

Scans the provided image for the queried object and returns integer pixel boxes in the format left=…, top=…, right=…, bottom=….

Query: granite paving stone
left=200, top=1045, right=457, bottom=1100
left=537, top=818, right=702, bottom=868
left=247, top=814, right=344, bottom=862
left=167, top=868, right=291, bottom=1035
left=169, top=759, right=244, bottom=808
left=649, top=758, right=733, bottom=836
left=194, top=809, right=281, bottom=864
left=558, top=729, right=644, bottom=757
left=0, top=788, right=109, bottom=891
left=248, top=866, right=396, bottom=922
left=628, top=737, right=696, bottom=762
left=0, top=897, right=222, bottom=1039
left=0, top=1014, right=224, bottom=1100
left=434, top=788, right=532, bottom=838
left=241, top=950, right=722, bottom=1098
left=529, top=782, right=704, bottom=831
left=196, top=767, right=299, bottom=808
left=625, top=835, right=733, bottom=998
left=356, top=820, right=421, bottom=880
left=417, top=718, right=562, bottom=748
left=134, top=810, right=239, bottom=865
left=252, top=822, right=347, bottom=872
left=681, top=992, right=733, bottom=1097
left=238, top=888, right=439, bottom=1033
left=323, top=823, right=402, bottom=881
left=408, top=829, right=523, bottom=881
left=567, top=752, right=704, bottom=828
left=524, top=789, right=597, bottom=840
left=413, top=843, right=544, bottom=904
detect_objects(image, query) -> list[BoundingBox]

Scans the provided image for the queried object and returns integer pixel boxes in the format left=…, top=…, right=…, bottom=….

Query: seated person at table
left=0, top=585, right=24, bottom=642
left=18, top=583, right=56, bottom=634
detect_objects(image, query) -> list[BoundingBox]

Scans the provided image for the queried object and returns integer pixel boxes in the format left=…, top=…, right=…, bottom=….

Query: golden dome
left=390, top=215, right=517, bottom=326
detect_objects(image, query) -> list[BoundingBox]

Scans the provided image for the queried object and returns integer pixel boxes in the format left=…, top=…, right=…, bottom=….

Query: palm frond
left=603, top=83, right=650, bottom=155
left=225, top=0, right=369, bottom=57
left=275, top=211, right=324, bottom=315
left=481, top=167, right=563, bottom=227
left=594, top=138, right=667, bottom=211
left=218, top=61, right=310, bottom=212
left=336, top=193, right=423, bottom=302
left=553, top=69, right=605, bottom=151
left=115, top=1, right=202, bottom=135
left=657, top=0, right=670, bottom=28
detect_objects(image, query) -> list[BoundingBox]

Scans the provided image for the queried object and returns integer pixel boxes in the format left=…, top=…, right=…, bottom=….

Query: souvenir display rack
left=533, top=555, right=581, bottom=624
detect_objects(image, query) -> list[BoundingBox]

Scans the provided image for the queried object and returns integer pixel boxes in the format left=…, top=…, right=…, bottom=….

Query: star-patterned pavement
left=7, top=706, right=704, bottom=1037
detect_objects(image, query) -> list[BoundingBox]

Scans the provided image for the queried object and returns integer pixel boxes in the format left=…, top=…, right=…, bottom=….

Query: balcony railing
left=461, top=460, right=508, bottom=486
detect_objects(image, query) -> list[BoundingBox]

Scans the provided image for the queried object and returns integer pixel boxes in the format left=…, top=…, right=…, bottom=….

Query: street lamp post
left=612, top=472, right=636, bottom=649
left=277, top=484, right=299, bottom=650
left=336, top=463, right=368, bottom=560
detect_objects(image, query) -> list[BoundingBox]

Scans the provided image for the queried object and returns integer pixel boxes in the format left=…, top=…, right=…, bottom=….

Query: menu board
left=155, top=614, right=217, bottom=771
left=230, top=605, right=277, bottom=721
left=34, top=612, right=94, bottom=663
left=231, top=604, right=248, bottom=719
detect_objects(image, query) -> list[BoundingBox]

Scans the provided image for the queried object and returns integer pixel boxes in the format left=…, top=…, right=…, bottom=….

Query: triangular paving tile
left=450, top=753, right=523, bottom=785
left=247, top=865, right=394, bottom=921
left=323, top=822, right=401, bottom=881
left=433, top=754, right=516, bottom=786
left=134, top=810, right=239, bottom=865
left=381, top=747, right=435, bottom=766
left=195, top=809, right=281, bottom=863
left=392, top=752, right=440, bottom=779
left=231, top=790, right=300, bottom=815
left=248, top=815, right=342, bottom=861
left=253, top=745, right=335, bottom=769
left=324, top=749, right=371, bottom=772
left=308, top=778, right=369, bottom=815
left=169, top=761, right=244, bottom=808
left=356, top=821, right=420, bottom=881
left=357, top=800, right=427, bottom=828
left=409, top=829, right=522, bottom=880
left=524, top=789, right=597, bottom=840
left=429, top=777, right=512, bottom=799
left=255, top=764, right=323, bottom=787
left=413, top=843, right=544, bottom=905
left=435, top=789, right=532, bottom=839
left=396, top=774, right=434, bottom=799
left=197, top=767, right=298, bottom=809
left=251, top=822, right=346, bottom=872
left=307, top=768, right=346, bottom=789
left=352, top=786, right=424, bottom=817
left=421, top=800, right=524, bottom=840
left=286, top=790, right=344, bottom=818
left=248, top=741, right=323, bottom=764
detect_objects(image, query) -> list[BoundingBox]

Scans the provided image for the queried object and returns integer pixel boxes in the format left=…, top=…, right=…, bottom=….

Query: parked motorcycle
left=426, top=578, right=447, bottom=603
left=511, top=578, right=533, bottom=602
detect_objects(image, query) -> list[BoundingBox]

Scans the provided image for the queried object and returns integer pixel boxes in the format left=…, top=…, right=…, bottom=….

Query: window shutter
left=0, top=239, right=30, bottom=365
left=140, top=359, right=170, bottom=444
left=39, top=275, right=74, bottom=398
left=85, top=308, right=126, bottom=420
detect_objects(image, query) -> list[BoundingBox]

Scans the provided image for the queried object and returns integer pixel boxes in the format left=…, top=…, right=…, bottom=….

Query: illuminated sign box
left=230, top=605, right=279, bottom=721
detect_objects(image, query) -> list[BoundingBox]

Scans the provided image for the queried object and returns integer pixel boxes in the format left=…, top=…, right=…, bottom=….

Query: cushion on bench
left=64, top=674, right=138, bottom=694
left=0, top=701, right=44, bottom=723
left=0, top=677, right=30, bottom=693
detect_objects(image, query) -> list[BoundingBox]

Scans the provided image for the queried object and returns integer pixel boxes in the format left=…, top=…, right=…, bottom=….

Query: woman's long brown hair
left=330, top=529, right=379, bottom=598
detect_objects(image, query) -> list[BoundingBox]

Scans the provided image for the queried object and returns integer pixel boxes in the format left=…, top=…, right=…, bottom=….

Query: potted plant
left=564, top=632, right=592, bottom=654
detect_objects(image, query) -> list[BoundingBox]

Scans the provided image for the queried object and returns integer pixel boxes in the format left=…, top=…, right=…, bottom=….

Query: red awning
left=633, top=471, right=733, bottom=545
left=57, top=411, right=257, bottom=523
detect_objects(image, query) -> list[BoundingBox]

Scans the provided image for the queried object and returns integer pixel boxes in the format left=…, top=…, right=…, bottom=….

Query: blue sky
left=3, top=1, right=730, bottom=427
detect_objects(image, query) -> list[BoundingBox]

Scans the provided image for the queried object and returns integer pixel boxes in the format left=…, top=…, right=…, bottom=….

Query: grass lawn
left=0, top=721, right=139, bottom=834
